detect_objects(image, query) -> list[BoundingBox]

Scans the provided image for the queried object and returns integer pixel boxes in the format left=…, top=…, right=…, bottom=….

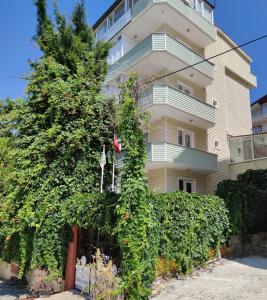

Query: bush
left=216, top=169, right=267, bottom=245
left=62, top=191, right=229, bottom=283
left=153, top=192, right=229, bottom=275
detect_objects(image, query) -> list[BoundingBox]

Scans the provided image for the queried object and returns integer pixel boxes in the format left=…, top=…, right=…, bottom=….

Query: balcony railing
left=229, top=133, right=267, bottom=164
left=147, top=142, right=217, bottom=173
left=140, top=85, right=215, bottom=127
left=106, top=33, right=214, bottom=82
left=96, top=9, right=132, bottom=42
left=252, top=110, right=267, bottom=120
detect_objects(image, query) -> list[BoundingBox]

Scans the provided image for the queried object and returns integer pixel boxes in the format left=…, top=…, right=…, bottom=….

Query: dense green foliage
left=0, top=0, right=114, bottom=277
left=61, top=193, right=118, bottom=233
left=115, top=76, right=157, bottom=299
left=59, top=189, right=229, bottom=298
left=0, top=138, right=13, bottom=197
left=216, top=169, right=267, bottom=244
left=155, top=192, right=229, bottom=274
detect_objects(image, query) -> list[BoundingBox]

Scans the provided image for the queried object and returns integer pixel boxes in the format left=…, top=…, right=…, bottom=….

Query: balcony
left=229, top=133, right=267, bottom=179
left=95, top=9, right=132, bottom=42
left=126, top=0, right=216, bottom=48
left=140, top=85, right=215, bottom=128
left=146, top=142, right=217, bottom=174
left=252, top=109, right=267, bottom=124
left=229, top=133, right=267, bottom=164
left=106, top=33, right=214, bottom=86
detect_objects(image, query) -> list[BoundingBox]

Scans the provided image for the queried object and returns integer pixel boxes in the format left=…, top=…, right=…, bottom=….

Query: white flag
left=99, top=146, right=106, bottom=169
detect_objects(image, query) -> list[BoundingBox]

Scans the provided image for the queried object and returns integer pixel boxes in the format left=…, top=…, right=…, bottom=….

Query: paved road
left=1, top=257, right=267, bottom=300
left=0, top=279, right=28, bottom=300
left=153, top=256, right=267, bottom=300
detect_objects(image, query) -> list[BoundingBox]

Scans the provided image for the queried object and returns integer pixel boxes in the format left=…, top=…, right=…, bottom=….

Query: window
left=195, top=0, right=202, bottom=13
left=114, top=2, right=125, bottom=23
left=177, top=81, right=193, bottom=96
left=178, top=178, right=195, bottom=193
left=203, top=2, right=213, bottom=23
left=97, top=20, right=107, bottom=39
left=177, top=128, right=194, bottom=148
left=253, top=125, right=263, bottom=134
left=107, top=14, right=114, bottom=29
left=186, top=0, right=213, bottom=24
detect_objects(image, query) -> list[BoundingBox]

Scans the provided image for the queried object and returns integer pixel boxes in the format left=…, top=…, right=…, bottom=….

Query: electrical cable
left=144, top=33, right=267, bottom=85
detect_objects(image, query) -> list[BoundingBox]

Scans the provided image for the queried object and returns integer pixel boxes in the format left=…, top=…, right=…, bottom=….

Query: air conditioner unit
left=183, top=0, right=191, bottom=6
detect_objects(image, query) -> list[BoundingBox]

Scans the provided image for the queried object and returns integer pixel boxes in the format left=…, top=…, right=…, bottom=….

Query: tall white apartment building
left=94, top=0, right=257, bottom=194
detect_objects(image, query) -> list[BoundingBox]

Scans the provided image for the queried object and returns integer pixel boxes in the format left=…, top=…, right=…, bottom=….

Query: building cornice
left=216, top=28, right=253, bottom=64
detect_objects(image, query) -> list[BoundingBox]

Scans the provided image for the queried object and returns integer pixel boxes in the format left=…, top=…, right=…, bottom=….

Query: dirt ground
left=153, top=256, right=267, bottom=300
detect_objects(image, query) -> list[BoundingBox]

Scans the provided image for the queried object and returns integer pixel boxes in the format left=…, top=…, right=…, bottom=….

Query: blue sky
left=0, top=0, right=266, bottom=102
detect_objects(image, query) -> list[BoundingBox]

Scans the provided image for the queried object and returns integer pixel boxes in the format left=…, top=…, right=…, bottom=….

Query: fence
left=229, top=133, right=267, bottom=163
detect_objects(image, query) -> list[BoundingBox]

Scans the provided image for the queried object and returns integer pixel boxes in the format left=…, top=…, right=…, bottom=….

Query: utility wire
left=1, top=33, right=267, bottom=88
left=144, top=33, right=267, bottom=85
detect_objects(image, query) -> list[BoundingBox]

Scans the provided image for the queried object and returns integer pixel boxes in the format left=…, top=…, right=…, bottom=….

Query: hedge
left=216, top=169, right=267, bottom=244
left=153, top=192, right=229, bottom=274
left=63, top=191, right=229, bottom=281
left=1, top=191, right=229, bottom=298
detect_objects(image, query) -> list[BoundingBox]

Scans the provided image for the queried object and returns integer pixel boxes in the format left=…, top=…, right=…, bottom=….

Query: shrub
left=85, top=249, right=122, bottom=300
left=216, top=169, right=267, bottom=245
left=153, top=192, right=229, bottom=275
left=62, top=191, right=229, bottom=298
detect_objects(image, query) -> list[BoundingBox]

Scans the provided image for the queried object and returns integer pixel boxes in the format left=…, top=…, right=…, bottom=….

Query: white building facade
left=94, top=0, right=257, bottom=194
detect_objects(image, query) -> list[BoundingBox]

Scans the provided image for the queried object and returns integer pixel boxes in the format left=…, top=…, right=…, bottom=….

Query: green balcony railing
left=106, top=33, right=214, bottom=82
left=147, top=142, right=217, bottom=173
left=141, top=85, right=215, bottom=126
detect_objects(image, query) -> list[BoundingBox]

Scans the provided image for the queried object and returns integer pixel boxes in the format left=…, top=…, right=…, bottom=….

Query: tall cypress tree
left=0, top=0, right=114, bottom=277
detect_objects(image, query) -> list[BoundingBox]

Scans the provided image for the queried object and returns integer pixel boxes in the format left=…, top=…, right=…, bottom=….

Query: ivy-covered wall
left=216, top=169, right=267, bottom=245
left=61, top=190, right=229, bottom=298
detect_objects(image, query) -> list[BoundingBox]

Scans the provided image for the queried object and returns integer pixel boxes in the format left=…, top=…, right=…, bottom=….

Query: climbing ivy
left=0, top=0, right=114, bottom=278
left=115, top=75, right=158, bottom=299
left=216, top=169, right=267, bottom=246
left=154, top=192, right=229, bottom=274
left=59, top=189, right=229, bottom=299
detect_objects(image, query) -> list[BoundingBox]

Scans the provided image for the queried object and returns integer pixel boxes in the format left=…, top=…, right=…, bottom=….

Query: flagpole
left=101, top=164, right=104, bottom=194
left=112, top=152, right=115, bottom=192
left=100, top=145, right=106, bottom=194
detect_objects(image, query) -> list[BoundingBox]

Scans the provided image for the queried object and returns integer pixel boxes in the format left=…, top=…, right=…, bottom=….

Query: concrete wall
left=146, top=168, right=207, bottom=194
left=0, top=262, right=18, bottom=280
left=148, top=117, right=207, bottom=152
left=229, top=158, right=267, bottom=180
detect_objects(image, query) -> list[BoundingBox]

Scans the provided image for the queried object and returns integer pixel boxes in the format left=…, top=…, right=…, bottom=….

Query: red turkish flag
left=114, top=134, right=121, bottom=154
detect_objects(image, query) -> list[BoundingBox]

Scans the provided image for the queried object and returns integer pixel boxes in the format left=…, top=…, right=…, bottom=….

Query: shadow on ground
left=233, top=255, right=267, bottom=270
left=0, top=279, right=29, bottom=298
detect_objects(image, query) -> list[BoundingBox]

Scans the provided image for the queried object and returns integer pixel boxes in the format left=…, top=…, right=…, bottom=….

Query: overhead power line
left=144, top=33, right=267, bottom=85
left=1, top=33, right=267, bottom=88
